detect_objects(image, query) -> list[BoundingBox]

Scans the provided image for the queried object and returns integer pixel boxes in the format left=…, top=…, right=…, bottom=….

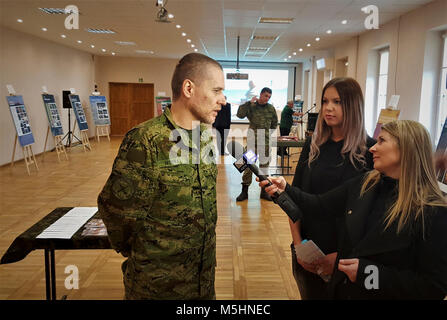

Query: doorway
left=109, top=82, right=155, bottom=135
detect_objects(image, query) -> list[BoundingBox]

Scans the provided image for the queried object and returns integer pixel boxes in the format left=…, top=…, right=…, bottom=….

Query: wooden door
left=109, top=83, right=155, bottom=135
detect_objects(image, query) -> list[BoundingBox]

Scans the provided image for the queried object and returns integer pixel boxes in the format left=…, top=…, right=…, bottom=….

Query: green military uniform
left=237, top=100, right=278, bottom=185
left=98, top=106, right=218, bottom=300
left=280, top=105, right=294, bottom=131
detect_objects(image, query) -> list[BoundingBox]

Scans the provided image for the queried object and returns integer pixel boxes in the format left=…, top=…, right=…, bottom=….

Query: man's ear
left=182, top=79, right=194, bottom=99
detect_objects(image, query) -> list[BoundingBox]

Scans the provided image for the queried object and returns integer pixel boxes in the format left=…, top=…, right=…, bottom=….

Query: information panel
left=42, top=94, right=64, bottom=136
left=89, top=95, right=110, bottom=125
left=69, top=94, right=89, bottom=131
left=436, top=117, right=447, bottom=192
left=6, top=95, right=35, bottom=147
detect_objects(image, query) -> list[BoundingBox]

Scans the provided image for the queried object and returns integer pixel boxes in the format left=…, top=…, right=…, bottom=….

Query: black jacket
left=212, top=103, right=231, bottom=129
left=285, top=174, right=447, bottom=299
left=292, top=136, right=376, bottom=254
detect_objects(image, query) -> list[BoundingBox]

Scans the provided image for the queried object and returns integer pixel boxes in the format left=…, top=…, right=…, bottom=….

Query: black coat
left=292, top=136, right=376, bottom=254
left=212, top=103, right=231, bottom=129
left=285, top=174, right=447, bottom=299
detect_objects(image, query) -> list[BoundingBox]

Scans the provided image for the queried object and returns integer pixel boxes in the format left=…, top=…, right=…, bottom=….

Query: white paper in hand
left=294, top=240, right=325, bottom=264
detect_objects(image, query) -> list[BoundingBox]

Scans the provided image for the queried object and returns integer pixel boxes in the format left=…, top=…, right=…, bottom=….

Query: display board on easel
left=69, top=94, right=91, bottom=151
left=435, top=117, right=447, bottom=193
left=41, top=93, right=68, bottom=162
left=6, top=94, right=39, bottom=175
left=156, top=96, right=171, bottom=116
left=373, top=95, right=401, bottom=139
left=89, top=95, right=110, bottom=142
left=373, top=109, right=401, bottom=139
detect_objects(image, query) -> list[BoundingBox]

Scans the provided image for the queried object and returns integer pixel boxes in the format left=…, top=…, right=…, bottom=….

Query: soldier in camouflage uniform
left=98, top=53, right=225, bottom=300
left=236, top=87, right=278, bottom=202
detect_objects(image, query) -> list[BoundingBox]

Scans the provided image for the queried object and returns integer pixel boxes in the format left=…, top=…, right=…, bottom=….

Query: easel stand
left=42, top=126, right=69, bottom=162
left=11, top=134, right=39, bottom=175
left=80, top=130, right=92, bottom=152
left=96, top=125, right=110, bottom=142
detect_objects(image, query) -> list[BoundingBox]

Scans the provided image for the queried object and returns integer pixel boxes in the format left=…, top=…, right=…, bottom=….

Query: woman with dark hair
left=289, top=77, right=375, bottom=299
left=260, top=120, right=447, bottom=299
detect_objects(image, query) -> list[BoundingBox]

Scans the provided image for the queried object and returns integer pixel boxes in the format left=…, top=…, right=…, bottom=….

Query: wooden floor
left=0, top=137, right=302, bottom=300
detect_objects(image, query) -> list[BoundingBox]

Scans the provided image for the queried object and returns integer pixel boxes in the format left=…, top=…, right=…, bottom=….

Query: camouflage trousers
left=241, top=142, right=271, bottom=186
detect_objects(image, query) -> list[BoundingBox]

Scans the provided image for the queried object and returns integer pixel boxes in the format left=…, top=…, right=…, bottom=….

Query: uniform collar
left=162, top=105, right=212, bottom=151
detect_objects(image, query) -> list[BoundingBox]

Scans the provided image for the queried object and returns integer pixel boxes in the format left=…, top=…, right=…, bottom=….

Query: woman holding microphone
left=259, top=120, right=447, bottom=299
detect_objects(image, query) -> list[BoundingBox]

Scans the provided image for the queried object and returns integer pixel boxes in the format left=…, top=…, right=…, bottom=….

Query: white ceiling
left=0, top=0, right=435, bottom=63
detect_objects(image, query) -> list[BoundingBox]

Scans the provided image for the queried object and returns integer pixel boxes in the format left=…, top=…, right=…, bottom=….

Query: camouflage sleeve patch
left=98, top=129, right=159, bottom=256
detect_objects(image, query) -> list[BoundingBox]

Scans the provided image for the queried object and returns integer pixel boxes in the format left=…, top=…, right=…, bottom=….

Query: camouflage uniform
left=98, top=106, right=218, bottom=300
left=237, top=101, right=278, bottom=185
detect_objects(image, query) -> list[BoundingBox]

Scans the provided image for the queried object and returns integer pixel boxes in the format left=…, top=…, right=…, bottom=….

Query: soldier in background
left=98, top=53, right=225, bottom=299
left=236, top=87, right=278, bottom=202
left=212, top=96, right=231, bottom=155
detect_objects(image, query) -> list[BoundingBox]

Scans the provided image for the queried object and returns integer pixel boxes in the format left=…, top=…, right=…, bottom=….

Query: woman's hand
left=314, top=252, right=338, bottom=276
left=296, top=257, right=318, bottom=274
left=256, top=176, right=287, bottom=196
left=338, top=258, right=359, bottom=282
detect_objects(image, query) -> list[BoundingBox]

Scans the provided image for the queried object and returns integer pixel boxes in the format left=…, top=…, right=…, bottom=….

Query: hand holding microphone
left=257, top=176, right=286, bottom=195
left=227, top=140, right=302, bottom=222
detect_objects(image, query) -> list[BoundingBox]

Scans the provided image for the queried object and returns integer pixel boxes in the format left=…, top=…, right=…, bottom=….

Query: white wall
left=332, top=0, right=447, bottom=138
left=0, top=26, right=95, bottom=166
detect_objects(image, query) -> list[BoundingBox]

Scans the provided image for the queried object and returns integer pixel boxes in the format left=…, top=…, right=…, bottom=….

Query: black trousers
left=215, top=127, right=230, bottom=155
left=279, top=127, right=291, bottom=155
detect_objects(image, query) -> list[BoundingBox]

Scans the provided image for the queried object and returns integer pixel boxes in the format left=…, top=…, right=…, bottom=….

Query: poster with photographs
left=435, top=117, right=447, bottom=191
left=6, top=95, right=35, bottom=147
left=156, top=96, right=171, bottom=116
left=373, top=109, right=400, bottom=139
left=89, top=96, right=110, bottom=125
left=69, top=94, right=89, bottom=131
left=42, top=94, right=64, bottom=136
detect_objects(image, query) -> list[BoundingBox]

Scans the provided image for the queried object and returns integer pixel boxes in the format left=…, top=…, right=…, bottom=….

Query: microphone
left=227, top=140, right=302, bottom=222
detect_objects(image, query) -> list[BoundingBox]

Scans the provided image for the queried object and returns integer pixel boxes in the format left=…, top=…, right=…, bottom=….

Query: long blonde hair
left=360, top=120, right=447, bottom=234
left=309, top=77, right=367, bottom=169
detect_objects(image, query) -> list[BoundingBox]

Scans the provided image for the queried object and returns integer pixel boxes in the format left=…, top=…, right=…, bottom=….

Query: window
left=377, top=49, right=389, bottom=111
left=435, top=34, right=447, bottom=144
left=222, top=67, right=290, bottom=123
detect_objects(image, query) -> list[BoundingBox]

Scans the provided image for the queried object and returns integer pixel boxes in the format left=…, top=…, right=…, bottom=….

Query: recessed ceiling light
left=17, top=19, right=23, bottom=23
left=77, top=40, right=82, bottom=44
left=112, top=52, right=116, bottom=56
left=342, top=20, right=348, bottom=25
left=176, top=24, right=181, bottom=29
left=194, top=49, right=198, bottom=52
left=168, top=13, right=174, bottom=19
left=284, top=58, right=288, bottom=61
left=288, top=55, right=291, bottom=59
left=86, top=28, right=116, bottom=34
left=259, top=17, right=294, bottom=24
left=307, top=43, right=311, bottom=47
left=299, top=48, right=303, bottom=52
left=61, top=34, right=66, bottom=38
left=101, top=49, right=106, bottom=52
left=315, top=37, right=320, bottom=41
left=293, top=52, right=297, bottom=55
left=115, top=41, right=136, bottom=46
left=251, top=35, right=278, bottom=41
left=181, top=32, right=186, bottom=37
left=186, top=39, right=191, bottom=43
left=39, top=8, right=67, bottom=14
left=326, top=30, right=332, bottom=34
left=91, top=45, right=95, bottom=48
left=191, top=44, right=195, bottom=48
left=41, top=27, right=47, bottom=31
left=135, top=50, right=154, bottom=54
